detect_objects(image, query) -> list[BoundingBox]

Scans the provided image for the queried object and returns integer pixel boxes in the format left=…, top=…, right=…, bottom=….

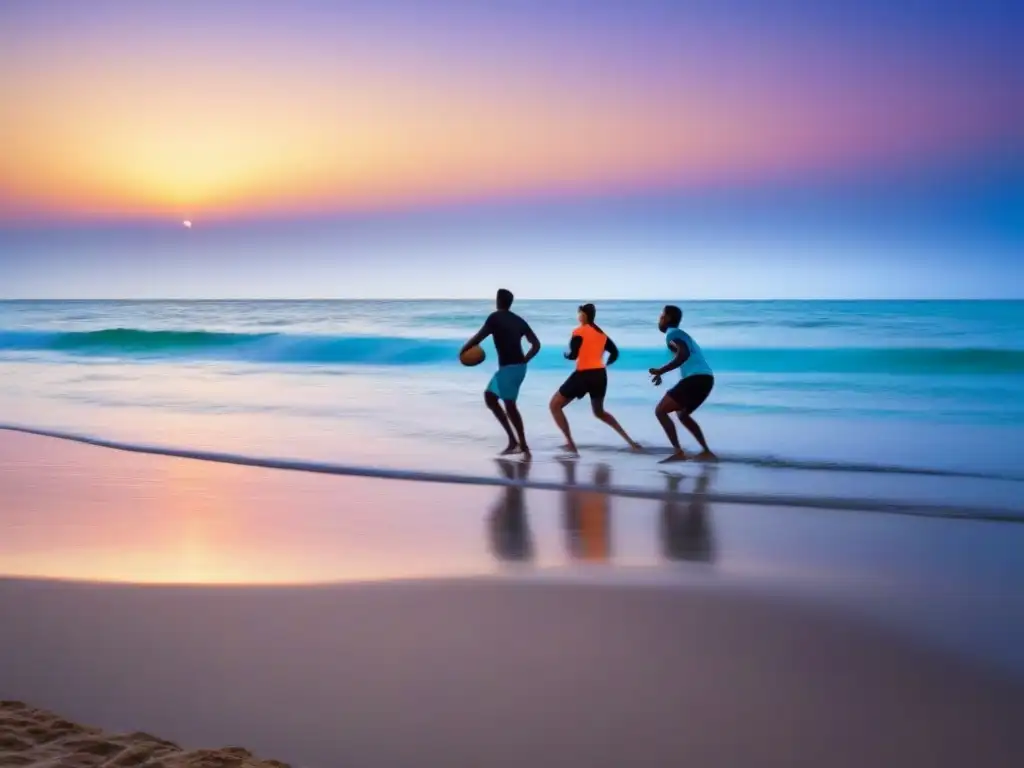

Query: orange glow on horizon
left=0, top=70, right=798, bottom=221
left=3, top=79, right=986, bottom=224
left=1, top=6, right=1011, bottom=223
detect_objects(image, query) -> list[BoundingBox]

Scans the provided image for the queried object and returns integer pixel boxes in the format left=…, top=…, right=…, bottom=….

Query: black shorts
left=559, top=368, right=608, bottom=401
left=666, top=375, right=714, bottom=414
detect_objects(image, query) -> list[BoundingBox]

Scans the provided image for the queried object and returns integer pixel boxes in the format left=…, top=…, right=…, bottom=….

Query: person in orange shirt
left=549, top=303, right=640, bottom=455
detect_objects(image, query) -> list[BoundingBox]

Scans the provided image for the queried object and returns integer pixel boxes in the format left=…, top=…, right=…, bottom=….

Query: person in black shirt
left=460, top=288, right=541, bottom=456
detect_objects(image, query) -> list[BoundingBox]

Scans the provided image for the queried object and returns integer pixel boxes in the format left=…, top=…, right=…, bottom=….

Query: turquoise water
left=1, top=300, right=1023, bottom=504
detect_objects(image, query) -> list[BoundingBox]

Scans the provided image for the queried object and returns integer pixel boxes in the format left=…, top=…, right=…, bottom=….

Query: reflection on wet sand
left=660, top=466, right=716, bottom=564
left=483, top=460, right=716, bottom=570
left=487, top=459, right=534, bottom=562
left=561, top=459, right=612, bottom=563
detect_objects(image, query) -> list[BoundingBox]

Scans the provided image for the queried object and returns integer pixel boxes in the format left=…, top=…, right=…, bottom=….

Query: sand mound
left=0, top=701, right=291, bottom=768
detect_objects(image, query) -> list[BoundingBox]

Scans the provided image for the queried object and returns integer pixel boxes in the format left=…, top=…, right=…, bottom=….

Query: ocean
left=1, top=299, right=1023, bottom=513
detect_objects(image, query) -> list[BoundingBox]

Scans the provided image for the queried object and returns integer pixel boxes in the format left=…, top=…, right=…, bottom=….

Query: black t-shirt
left=484, top=310, right=532, bottom=367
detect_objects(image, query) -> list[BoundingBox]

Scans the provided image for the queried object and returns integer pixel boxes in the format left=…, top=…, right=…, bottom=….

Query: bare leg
left=591, top=399, right=641, bottom=450
left=504, top=400, right=530, bottom=456
left=655, top=395, right=686, bottom=463
left=485, top=390, right=516, bottom=452
left=549, top=392, right=577, bottom=454
left=677, top=412, right=715, bottom=460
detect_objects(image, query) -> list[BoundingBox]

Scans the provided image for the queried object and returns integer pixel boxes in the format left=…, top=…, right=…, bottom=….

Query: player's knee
left=591, top=403, right=605, bottom=418
left=484, top=390, right=499, bottom=406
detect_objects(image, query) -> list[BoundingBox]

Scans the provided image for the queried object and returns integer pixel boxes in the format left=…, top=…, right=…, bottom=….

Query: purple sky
left=0, top=0, right=1020, bottom=297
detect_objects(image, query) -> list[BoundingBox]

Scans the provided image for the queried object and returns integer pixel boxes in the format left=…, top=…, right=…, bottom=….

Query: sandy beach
left=2, top=431, right=1023, bottom=767
left=4, top=0, right=1023, bottom=757
left=0, top=701, right=290, bottom=767
left=3, top=576, right=1023, bottom=768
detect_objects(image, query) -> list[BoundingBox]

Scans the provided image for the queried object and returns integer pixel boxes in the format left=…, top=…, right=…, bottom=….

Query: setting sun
left=1, top=1, right=1014, bottom=224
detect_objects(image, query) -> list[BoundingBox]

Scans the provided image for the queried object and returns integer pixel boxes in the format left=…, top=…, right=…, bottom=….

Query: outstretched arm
left=461, top=322, right=491, bottom=355
left=650, top=339, right=690, bottom=377
left=523, top=323, right=542, bottom=364
left=564, top=335, right=583, bottom=360
left=605, top=336, right=620, bottom=366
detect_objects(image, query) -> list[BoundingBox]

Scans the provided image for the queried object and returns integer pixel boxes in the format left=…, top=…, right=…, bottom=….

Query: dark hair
left=496, top=288, right=514, bottom=310
left=663, top=304, right=682, bottom=327
left=578, top=303, right=604, bottom=334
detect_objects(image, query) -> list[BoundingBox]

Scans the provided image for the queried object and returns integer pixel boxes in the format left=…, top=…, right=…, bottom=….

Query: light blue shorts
left=486, top=363, right=528, bottom=402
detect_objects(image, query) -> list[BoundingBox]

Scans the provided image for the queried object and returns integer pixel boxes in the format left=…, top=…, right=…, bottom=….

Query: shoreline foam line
left=573, top=443, right=1024, bottom=483
left=2, top=424, right=1022, bottom=523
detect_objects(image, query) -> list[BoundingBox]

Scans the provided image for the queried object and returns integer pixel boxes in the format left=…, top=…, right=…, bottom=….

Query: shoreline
left=2, top=424, right=1020, bottom=520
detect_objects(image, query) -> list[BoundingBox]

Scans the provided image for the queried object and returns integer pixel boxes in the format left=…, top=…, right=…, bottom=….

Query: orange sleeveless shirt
left=572, top=324, right=607, bottom=371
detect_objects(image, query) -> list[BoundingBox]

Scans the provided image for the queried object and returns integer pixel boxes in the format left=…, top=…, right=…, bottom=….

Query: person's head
left=496, top=288, right=514, bottom=310
left=577, top=302, right=596, bottom=325
left=659, top=304, right=682, bottom=333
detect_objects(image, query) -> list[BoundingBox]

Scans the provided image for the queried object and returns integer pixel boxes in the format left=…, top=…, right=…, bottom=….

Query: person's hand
left=649, top=368, right=663, bottom=386
left=564, top=352, right=572, bottom=360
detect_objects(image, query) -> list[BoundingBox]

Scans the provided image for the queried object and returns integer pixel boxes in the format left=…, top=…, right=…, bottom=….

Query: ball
left=460, top=345, right=486, bottom=367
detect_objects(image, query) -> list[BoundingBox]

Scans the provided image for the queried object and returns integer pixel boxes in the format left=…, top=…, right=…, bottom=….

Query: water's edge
left=3, top=424, right=1021, bottom=522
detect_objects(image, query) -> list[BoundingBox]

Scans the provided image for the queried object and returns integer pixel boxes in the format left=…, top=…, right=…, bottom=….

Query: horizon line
left=1, top=297, right=1020, bottom=303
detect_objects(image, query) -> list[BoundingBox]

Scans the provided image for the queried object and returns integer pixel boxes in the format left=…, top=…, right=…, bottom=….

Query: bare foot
left=560, top=443, right=579, bottom=456
left=658, top=450, right=688, bottom=464
left=499, top=444, right=521, bottom=456
left=694, top=451, right=718, bottom=463
left=628, top=441, right=644, bottom=452
left=520, top=446, right=532, bottom=459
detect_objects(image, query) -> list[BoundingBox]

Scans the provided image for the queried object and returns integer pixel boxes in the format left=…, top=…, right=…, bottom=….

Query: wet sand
left=3, top=576, right=1023, bottom=768
left=2, top=431, right=1023, bottom=767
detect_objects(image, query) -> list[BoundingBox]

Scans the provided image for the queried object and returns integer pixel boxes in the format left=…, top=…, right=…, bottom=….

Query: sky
left=1, top=0, right=1021, bottom=299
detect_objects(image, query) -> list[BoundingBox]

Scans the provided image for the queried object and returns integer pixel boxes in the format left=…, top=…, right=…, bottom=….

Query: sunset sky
left=1, top=0, right=1021, bottom=298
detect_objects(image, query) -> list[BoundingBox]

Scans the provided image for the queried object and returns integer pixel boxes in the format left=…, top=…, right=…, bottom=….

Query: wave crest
left=1, top=328, right=1023, bottom=374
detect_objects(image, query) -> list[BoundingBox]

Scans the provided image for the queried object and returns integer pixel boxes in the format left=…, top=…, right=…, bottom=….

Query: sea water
left=1, top=300, right=1022, bottom=510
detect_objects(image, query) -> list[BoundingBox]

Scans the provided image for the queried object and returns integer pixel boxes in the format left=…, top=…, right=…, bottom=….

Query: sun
left=182, top=220, right=192, bottom=228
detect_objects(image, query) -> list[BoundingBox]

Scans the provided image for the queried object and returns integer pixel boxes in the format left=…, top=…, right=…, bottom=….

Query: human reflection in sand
left=560, top=459, right=612, bottom=563
left=659, top=465, right=716, bottom=564
left=487, top=458, right=535, bottom=562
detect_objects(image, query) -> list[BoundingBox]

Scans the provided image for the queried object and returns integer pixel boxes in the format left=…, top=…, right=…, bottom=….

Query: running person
left=649, top=304, right=716, bottom=463
left=461, top=288, right=541, bottom=456
left=549, top=303, right=640, bottom=455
